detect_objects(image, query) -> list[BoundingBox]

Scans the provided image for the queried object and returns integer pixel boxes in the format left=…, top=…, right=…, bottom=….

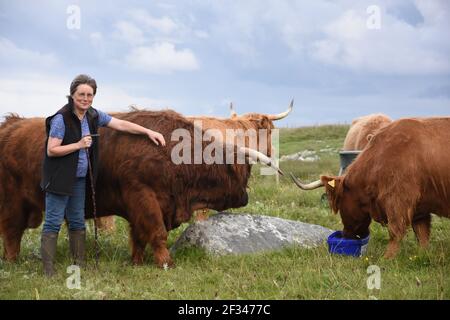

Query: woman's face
left=72, top=84, right=94, bottom=112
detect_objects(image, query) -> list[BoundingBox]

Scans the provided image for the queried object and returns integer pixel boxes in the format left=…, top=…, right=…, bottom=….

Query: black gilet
left=41, top=103, right=99, bottom=195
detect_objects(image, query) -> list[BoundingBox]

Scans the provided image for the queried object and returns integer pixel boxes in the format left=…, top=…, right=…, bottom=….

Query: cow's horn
left=230, top=102, right=237, bottom=118
left=239, top=147, right=284, bottom=176
left=268, top=99, right=293, bottom=120
left=289, top=173, right=323, bottom=190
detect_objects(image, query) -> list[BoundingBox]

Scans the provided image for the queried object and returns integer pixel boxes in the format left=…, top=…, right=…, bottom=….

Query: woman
left=40, top=74, right=166, bottom=277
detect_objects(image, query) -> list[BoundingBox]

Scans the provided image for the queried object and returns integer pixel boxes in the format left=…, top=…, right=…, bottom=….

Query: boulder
left=171, top=213, right=334, bottom=255
left=280, top=150, right=320, bottom=162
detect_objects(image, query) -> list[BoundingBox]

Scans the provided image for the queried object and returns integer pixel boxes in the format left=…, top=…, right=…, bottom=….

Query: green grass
left=1, top=125, right=449, bottom=300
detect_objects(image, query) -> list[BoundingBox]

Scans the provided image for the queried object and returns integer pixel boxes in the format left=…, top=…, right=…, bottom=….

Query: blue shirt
left=49, top=109, right=112, bottom=177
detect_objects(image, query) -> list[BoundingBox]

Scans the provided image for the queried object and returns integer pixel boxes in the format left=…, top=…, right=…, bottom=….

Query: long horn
left=268, top=99, right=294, bottom=121
left=230, top=102, right=237, bottom=118
left=289, top=173, right=323, bottom=190
left=239, top=147, right=284, bottom=176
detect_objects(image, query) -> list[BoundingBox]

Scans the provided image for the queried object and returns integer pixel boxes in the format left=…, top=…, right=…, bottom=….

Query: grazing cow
left=0, top=110, right=281, bottom=267
left=343, top=113, right=392, bottom=150
left=290, top=117, right=450, bottom=258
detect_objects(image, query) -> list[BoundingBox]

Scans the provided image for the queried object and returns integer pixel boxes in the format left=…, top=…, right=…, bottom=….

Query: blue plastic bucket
left=327, top=231, right=369, bottom=257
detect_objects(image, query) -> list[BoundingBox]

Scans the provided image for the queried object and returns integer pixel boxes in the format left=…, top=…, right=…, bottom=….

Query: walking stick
left=85, top=134, right=100, bottom=268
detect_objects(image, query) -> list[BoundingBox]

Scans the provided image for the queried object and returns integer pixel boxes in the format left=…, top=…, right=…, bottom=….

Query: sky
left=0, top=0, right=449, bottom=126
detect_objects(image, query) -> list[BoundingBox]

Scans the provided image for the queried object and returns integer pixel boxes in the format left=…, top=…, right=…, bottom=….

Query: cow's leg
left=1, top=201, right=27, bottom=262
left=412, top=214, right=431, bottom=249
left=194, top=209, right=210, bottom=221
left=384, top=232, right=403, bottom=259
left=129, top=227, right=147, bottom=265
left=2, top=226, right=25, bottom=261
left=97, top=216, right=116, bottom=233
left=383, top=201, right=415, bottom=259
left=125, top=186, right=174, bottom=268
left=384, top=217, right=409, bottom=259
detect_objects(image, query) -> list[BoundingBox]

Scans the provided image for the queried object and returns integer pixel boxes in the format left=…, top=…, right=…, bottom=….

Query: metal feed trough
left=338, top=150, right=362, bottom=175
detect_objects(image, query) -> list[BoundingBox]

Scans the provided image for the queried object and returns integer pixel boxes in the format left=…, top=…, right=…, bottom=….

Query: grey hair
left=69, top=74, right=97, bottom=96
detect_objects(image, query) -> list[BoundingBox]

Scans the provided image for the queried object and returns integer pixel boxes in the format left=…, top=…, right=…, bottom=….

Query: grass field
left=0, top=125, right=449, bottom=300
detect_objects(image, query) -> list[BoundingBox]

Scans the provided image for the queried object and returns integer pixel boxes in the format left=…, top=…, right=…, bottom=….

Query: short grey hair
left=70, top=74, right=97, bottom=96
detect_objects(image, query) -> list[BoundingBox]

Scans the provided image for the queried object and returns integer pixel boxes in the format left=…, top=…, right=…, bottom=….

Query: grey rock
left=319, top=147, right=337, bottom=153
left=171, top=213, right=334, bottom=255
left=280, top=150, right=320, bottom=162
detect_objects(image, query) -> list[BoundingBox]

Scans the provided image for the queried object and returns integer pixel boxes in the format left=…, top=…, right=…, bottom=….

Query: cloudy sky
left=0, top=0, right=449, bottom=126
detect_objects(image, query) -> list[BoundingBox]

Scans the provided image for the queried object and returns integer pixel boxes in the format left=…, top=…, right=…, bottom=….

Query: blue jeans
left=42, top=177, right=87, bottom=234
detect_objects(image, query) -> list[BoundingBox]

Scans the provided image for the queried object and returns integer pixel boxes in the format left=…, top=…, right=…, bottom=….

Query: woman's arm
left=107, top=117, right=166, bottom=146
left=47, top=136, right=92, bottom=157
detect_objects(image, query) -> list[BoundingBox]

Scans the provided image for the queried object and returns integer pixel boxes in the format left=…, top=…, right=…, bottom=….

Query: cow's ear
left=366, top=133, right=374, bottom=142
left=321, top=175, right=344, bottom=214
left=259, top=116, right=270, bottom=129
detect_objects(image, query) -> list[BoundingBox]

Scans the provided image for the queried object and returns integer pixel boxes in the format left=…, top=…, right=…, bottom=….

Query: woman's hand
left=78, top=136, right=93, bottom=149
left=147, top=130, right=166, bottom=146
left=107, top=117, right=166, bottom=146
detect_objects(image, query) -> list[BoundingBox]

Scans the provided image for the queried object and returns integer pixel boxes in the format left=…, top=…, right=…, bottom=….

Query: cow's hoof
left=383, top=251, right=397, bottom=259
left=131, top=256, right=145, bottom=265
left=2, top=254, right=19, bottom=263
left=156, top=258, right=175, bottom=269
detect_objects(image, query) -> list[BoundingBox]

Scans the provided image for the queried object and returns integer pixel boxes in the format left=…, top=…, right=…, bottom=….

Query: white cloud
left=0, top=74, right=68, bottom=118
left=126, top=8, right=206, bottom=44
left=195, top=1, right=449, bottom=75
left=96, top=86, right=170, bottom=112
left=207, top=1, right=263, bottom=56
left=95, top=9, right=202, bottom=73
left=414, top=0, right=450, bottom=26
left=0, top=37, right=59, bottom=68
left=194, top=30, right=209, bottom=39
left=90, top=32, right=103, bottom=43
left=128, top=9, right=178, bottom=34
left=90, top=32, right=106, bottom=57
left=308, top=3, right=450, bottom=75
left=326, top=10, right=367, bottom=41
left=113, top=21, right=147, bottom=46
left=204, top=0, right=340, bottom=64
left=125, top=42, right=199, bottom=74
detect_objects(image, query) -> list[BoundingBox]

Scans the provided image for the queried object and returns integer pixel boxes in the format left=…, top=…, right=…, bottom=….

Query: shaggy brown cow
left=0, top=110, right=281, bottom=267
left=343, top=113, right=392, bottom=150
left=291, top=117, right=450, bottom=258
left=100, top=102, right=293, bottom=225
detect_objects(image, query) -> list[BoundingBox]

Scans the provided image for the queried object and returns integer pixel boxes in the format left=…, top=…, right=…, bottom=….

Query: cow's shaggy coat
left=343, top=113, right=392, bottom=150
